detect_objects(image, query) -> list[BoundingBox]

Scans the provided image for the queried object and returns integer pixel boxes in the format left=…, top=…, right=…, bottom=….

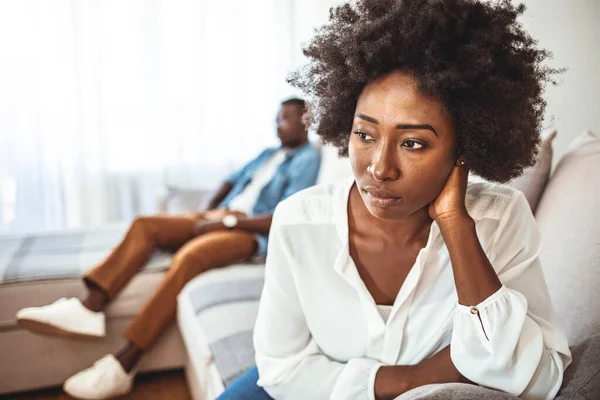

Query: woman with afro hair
left=217, top=1, right=571, bottom=399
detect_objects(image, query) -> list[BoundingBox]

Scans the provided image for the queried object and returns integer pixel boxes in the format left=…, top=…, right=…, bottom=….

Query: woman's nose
left=368, top=144, right=400, bottom=182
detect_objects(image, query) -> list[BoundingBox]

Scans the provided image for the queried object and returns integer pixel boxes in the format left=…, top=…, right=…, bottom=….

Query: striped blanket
left=0, top=224, right=173, bottom=284
left=178, top=264, right=265, bottom=390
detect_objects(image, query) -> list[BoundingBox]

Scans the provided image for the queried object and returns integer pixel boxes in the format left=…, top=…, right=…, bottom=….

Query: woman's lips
left=363, top=188, right=403, bottom=207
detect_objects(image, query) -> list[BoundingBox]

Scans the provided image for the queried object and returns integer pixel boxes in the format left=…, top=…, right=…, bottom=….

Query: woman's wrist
left=436, top=210, right=502, bottom=305
left=374, top=347, right=469, bottom=400
left=374, top=365, right=417, bottom=400
left=413, top=346, right=468, bottom=386
left=435, top=211, right=474, bottom=234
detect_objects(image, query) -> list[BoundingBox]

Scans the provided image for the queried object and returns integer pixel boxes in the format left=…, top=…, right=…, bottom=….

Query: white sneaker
left=16, top=297, right=105, bottom=339
left=63, top=355, right=135, bottom=399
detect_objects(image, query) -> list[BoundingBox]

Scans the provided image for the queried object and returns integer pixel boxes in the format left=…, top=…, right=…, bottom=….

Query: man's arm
left=280, top=149, right=321, bottom=201
left=206, top=181, right=234, bottom=210
left=206, top=149, right=271, bottom=210
left=234, top=214, right=273, bottom=236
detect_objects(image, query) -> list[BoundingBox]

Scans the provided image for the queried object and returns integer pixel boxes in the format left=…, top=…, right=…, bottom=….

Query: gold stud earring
left=460, top=160, right=466, bottom=166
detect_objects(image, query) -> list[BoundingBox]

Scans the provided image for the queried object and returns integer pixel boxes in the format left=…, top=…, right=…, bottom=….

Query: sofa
left=175, top=131, right=600, bottom=399
left=1, top=131, right=598, bottom=398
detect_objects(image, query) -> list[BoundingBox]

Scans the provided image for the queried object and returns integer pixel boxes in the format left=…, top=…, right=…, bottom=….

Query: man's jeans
left=216, top=366, right=274, bottom=400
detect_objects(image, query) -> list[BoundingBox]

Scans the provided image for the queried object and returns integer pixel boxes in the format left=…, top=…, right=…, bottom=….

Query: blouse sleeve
left=254, top=206, right=382, bottom=400
left=451, top=191, right=572, bottom=399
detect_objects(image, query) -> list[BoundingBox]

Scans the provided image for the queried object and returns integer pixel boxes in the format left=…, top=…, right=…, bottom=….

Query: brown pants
left=83, top=209, right=258, bottom=350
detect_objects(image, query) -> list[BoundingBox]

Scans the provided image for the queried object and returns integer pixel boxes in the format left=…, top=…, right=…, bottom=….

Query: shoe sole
left=64, top=388, right=132, bottom=400
left=16, top=317, right=104, bottom=340
left=64, top=387, right=132, bottom=400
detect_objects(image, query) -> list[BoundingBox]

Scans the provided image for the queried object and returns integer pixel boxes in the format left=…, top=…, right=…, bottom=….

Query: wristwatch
left=222, top=214, right=238, bottom=229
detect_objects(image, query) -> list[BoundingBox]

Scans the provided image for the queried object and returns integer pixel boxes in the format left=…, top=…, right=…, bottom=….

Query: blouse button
left=470, top=307, right=479, bottom=315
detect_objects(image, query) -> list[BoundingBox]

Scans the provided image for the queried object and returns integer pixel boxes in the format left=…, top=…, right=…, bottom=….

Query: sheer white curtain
left=0, top=0, right=300, bottom=233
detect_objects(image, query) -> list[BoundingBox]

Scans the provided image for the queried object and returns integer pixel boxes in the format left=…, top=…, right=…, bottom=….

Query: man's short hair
left=281, top=98, right=307, bottom=112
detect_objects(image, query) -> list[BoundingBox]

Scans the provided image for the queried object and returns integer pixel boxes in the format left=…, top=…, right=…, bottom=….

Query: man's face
left=277, top=104, right=307, bottom=147
left=349, top=71, right=458, bottom=220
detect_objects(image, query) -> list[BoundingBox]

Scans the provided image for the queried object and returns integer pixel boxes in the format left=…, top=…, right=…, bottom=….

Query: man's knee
left=131, top=215, right=153, bottom=231
left=204, top=231, right=258, bottom=259
left=170, top=232, right=255, bottom=275
left=171, top=243, right=208, bottom=276
left=130, top=215, right=170, bottom=237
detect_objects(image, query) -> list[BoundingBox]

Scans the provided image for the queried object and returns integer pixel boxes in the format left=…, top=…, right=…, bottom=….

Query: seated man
left=16, top=98, right=320, bottom=400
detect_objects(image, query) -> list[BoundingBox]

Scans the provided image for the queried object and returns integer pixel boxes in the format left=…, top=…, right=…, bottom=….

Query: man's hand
left=194, top=220, right=227, bottom=236
left=202, top=209, right=246, bottom=222
left=195, top=212, right=273, bottom=237
left=428, top=159, right=469, bottom=223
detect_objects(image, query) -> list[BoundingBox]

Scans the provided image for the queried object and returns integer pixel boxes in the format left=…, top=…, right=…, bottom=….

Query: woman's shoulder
left=273, top=179, right=351, bottom=227
left=465, top=180, right=528, bottom=222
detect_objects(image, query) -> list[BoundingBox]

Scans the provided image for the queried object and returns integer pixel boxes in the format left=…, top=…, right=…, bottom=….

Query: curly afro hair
left=289, top=0, right=560, bottom=183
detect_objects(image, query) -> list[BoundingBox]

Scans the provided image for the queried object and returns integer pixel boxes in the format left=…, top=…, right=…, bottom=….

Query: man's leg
left=122, top=229, right=258, bottom=356
left=217, top=366, right=274, bottom=400
left=62, top=229, right=258, bottom=400
left=83, top=214, right=200, bottom=306
left=16, top=214, right=202, bottom=339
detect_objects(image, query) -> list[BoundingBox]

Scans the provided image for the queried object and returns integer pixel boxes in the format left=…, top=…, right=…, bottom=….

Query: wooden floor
left=5, top=369, right=191, bottom=400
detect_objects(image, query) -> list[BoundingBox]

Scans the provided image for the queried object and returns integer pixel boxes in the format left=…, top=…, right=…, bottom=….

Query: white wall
left=291, top=0, right=344, bottom=65
left=275, top=0, right=344, bottom=101
left=293, top=0, right=600, bottom=165
left=520, top=0, right=600, bottom=165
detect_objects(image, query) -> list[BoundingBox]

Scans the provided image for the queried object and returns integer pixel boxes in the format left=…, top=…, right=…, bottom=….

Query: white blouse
left=254, top=178, right=572, bottom=400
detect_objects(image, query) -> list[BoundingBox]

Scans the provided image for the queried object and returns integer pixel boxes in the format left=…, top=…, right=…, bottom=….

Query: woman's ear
left=454, top=144, right=464, bottom=166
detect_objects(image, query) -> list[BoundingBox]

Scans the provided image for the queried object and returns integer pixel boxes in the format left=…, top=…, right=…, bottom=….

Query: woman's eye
left=353, top=131, right=373, bottom=141
left=403, top=140, right=424, bottom=150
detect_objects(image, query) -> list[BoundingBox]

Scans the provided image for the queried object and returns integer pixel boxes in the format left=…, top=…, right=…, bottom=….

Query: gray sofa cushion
left=509, top=130, right=556, bottom=213
left=397, top=383, right=517, bottom=399
left=535, top=130, right=600, bottom=346
left=468, top=130, right=556, bottom=212
left=556, top=334, right=600, bottom=399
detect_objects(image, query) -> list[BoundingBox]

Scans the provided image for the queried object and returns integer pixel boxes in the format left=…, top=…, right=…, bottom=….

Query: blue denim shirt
left=218, top=142, right=321, bottom=255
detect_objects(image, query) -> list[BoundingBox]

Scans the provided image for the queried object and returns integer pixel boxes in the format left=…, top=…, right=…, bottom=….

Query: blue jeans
left=216, top=366, right=274, bottom=400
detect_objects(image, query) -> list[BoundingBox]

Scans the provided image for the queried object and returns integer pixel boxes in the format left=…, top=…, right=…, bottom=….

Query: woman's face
left=349, top=71, right=458, bottom=220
